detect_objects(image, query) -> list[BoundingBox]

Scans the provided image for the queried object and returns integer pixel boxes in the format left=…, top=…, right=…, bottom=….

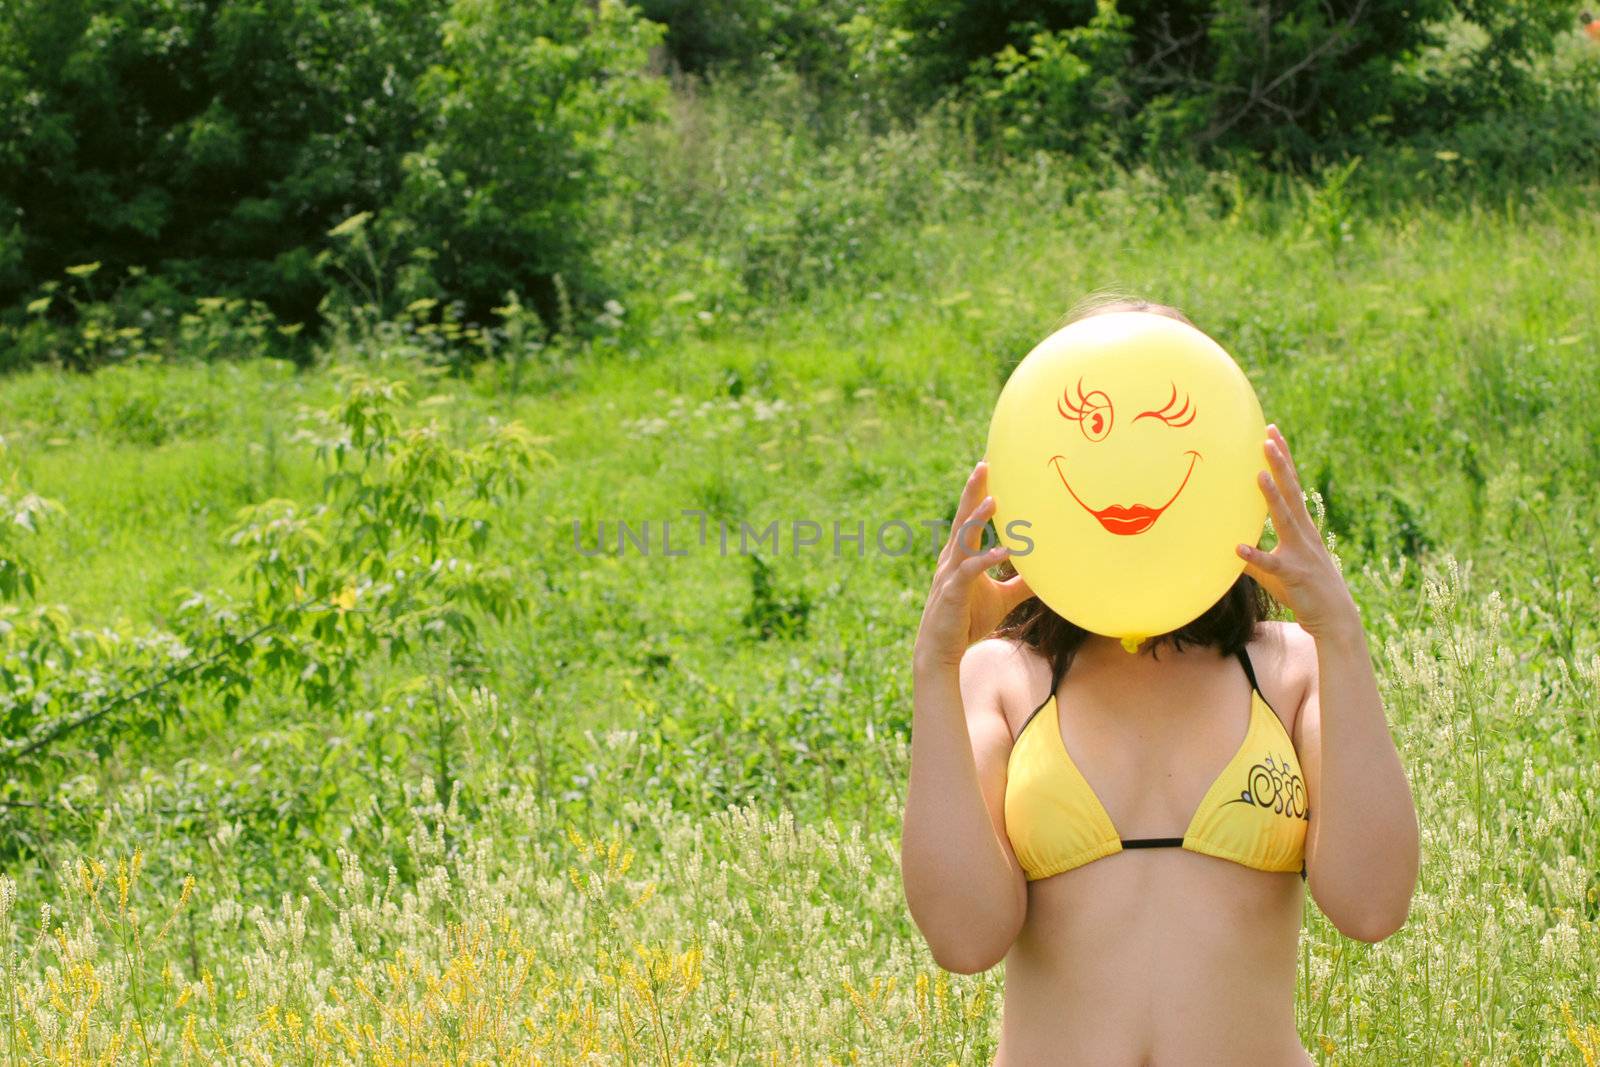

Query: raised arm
left=901, top=461, right=1033, bottom=973
left=1237, top=424, right=1419, bottom=941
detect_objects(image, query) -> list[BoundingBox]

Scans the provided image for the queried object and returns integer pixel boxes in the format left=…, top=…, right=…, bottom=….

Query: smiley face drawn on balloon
left=985, top=309, right=1268, bottom=645
left=1049, top=379, right=1202, bottom=536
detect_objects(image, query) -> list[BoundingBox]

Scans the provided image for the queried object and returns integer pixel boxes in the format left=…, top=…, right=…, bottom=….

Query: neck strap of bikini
left=1049, top=650, right=1070, bottom=697
left=1235, top=646, right=1260, bottom=695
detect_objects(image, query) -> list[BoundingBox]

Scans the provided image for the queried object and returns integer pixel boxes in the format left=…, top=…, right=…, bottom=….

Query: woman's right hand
left=914, top=460, right=1034, bottom=674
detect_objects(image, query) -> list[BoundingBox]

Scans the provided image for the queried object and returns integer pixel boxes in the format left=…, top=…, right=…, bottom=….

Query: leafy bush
left=896, top=0, right=1573, bottom=160
left=0, top=0, right=441, bottom=325
left=0, top=261, right=297, bottom=372
left=0, top=370, right=545, bottom=857
left=386, top=0, right=665, bottom=327
left=637, top=0, right=878, bottom=95
left=0, top=0, right=664, bottom=363
left=964, top=0, right=1134, bottom=158
left=0, top=466, right=56, bottom=602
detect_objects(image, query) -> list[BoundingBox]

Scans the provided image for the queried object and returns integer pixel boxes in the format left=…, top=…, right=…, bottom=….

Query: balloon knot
left=1120, top=635, right=1144, bottom=654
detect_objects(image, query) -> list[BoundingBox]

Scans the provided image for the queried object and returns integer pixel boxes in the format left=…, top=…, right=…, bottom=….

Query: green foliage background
left=1, top=0, right=1599, bottom=1061
left=3, top=0, right=1597, bottom=367
left=0, top=0, right=662, bottom=348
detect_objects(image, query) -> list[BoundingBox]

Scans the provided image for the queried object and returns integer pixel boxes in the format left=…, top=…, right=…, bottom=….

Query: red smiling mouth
left=1048, top=451, right=1202, bottom=535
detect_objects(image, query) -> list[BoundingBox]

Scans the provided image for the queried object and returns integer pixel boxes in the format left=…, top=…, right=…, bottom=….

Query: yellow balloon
left=985, top=311, right=1267, bottom=651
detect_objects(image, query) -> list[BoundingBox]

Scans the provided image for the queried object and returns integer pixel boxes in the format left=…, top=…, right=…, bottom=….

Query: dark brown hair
left=988, top=291, right=1277, bottom=678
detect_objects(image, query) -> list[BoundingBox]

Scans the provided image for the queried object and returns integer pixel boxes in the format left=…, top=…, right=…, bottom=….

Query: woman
left=900, top=298, right=1419, bottom=1064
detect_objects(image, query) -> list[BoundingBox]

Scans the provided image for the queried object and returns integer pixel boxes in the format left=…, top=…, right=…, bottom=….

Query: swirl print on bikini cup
left=1225, top=753, right=1308, bottom=819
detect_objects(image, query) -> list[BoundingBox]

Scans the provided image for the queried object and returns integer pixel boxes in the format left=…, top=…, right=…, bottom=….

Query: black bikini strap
left=1121, top=837, right=1184, bottom=849
left=1050, top=651, right=1070, bottom=696
left=1013, top=652, right=1071, bottom=742
left=1235, top=647, right=1260, bottom=694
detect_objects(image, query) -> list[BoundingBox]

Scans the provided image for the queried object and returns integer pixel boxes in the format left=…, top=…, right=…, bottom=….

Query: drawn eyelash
left=1059, top=377, right=1113, bottom=441
left=1134, top=382, right=1196, bottom=427
left=1057, top=377, right=1089, bottom=420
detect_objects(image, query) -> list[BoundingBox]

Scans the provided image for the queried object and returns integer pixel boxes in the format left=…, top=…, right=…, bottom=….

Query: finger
left=943, top=461, right=989, bottom=558
left=1267, top=424, right=1303, bottom=491
left=955, top=544, right=1008, bottom=580
left=953, top=461, right=988, bottom=533
left=1264, top=434, right=1304, bottom=501
left=1263, top=438, right=1318, bottom=541
left=1236, top=541, right=1284, bottom=575
left=1256, top=468, right=1301, bottom=548
left=937, top=464, right=984, bottom=567
left=953, top=496, right=997, bottom=559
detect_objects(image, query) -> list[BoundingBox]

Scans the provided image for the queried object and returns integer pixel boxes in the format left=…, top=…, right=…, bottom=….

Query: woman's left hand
left=1235, top=424, right=1360, bottom=641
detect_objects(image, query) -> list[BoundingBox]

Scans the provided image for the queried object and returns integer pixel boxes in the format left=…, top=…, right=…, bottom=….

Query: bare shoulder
left=960, top=637, right=1051, bottom=738
left=1246, top=620, right=1318, bottom=736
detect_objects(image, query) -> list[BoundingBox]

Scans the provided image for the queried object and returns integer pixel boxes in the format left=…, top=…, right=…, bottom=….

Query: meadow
left=0, top=146, right=1593, bottom=1062
left=0, top=117, right=1598, bottom=1063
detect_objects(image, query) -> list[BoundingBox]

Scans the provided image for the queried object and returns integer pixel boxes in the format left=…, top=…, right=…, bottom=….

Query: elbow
left=901, top=849, right=1025, bottom=975
left=907, top=888, right=1020, bottom=975
left=930, top=939, right=1009, bottom=975
left=1314, top=847, right=1419, bottom=944
left=1335, top=902, right=1410, bottom=943
left=912, top=908, right=1016, bottom=974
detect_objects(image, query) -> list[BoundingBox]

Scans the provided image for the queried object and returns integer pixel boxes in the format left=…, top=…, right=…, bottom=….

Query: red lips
left=1088, top=504, right=1162, bottom=535
left=1049, top=451, right=1202, bottom=536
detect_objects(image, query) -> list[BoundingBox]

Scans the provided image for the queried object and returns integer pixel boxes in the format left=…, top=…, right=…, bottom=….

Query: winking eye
left=1134, top=382, right=1196, bottom=427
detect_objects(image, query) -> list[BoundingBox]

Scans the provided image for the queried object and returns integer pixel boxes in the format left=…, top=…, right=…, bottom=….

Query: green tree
left=892, top=0, right=1572, bottom=160
left=0, top=0, right=664, bottom=356
left=392, top=0, right=665, bottom=326
left=0, top=0, right=442, bottom=325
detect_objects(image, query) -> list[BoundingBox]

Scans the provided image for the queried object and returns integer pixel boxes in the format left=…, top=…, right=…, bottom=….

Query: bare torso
left=992, top=623, right=1316, bottom=1066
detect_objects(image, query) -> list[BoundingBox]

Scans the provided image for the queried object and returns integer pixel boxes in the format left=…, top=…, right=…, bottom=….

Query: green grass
left=1, top=176, right=1598, bottom=1062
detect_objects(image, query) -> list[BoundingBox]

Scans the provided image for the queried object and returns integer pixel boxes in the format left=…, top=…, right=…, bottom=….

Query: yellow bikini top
left=1004, top=647, right=1308, bottom=882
